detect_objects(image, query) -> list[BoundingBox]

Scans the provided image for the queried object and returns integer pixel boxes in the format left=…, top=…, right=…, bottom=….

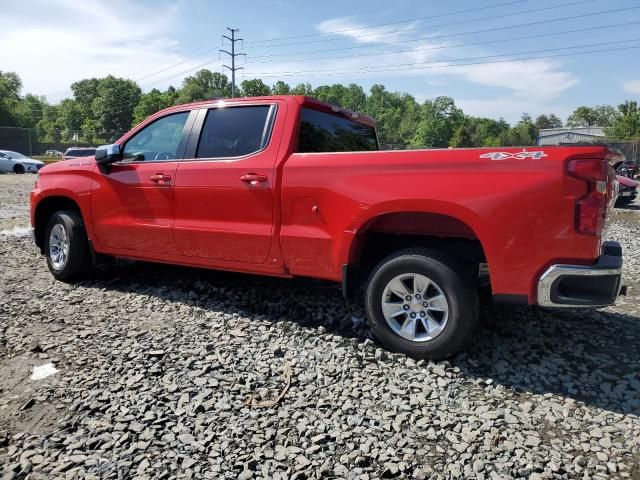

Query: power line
left=132, top=46, right=224, bottom=83
left=249, top=37, right=640, bottom=75
left=245, top=20, right=640, bottom=65
left=111, top=1, right=534, bottom=86
left=247, top=0, right=600, bottom=49
left=20, top=42, right=640, bottom=124
left=23, top=32, right=640, bottom=118
left=245, top=44, right=640, bottom=78
left=126, top=6, right=640, bottom=91
left=32, top=38, right=640, bottom=117
left=135, top=58, right=224, bottom=91
left=246, top=6, right=640, bottom=59
left=243, top=0, right=529, bottom=44
left=35, top=0, right=607, bottom=99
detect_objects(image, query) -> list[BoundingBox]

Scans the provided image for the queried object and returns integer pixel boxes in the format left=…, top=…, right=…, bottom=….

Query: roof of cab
left=155, top=95, right=376, bottom=127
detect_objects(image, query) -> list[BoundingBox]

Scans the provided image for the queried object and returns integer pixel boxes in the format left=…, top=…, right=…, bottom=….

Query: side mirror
left=95, top=144, right=122, bottom=173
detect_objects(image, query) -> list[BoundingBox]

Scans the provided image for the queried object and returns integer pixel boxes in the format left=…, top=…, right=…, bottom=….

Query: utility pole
left=220, top=28, right=246, bottom=97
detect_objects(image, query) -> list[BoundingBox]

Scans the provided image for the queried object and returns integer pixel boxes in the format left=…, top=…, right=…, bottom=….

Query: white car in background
left=0, top=150, right=45, bottom=174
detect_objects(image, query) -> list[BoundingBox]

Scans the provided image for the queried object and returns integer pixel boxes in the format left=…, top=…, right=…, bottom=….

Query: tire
left=13, top=164, right=25, bottom=174
left=365, top=248, right=479, bottom=360
left=44, top=210, right=92, bottom=281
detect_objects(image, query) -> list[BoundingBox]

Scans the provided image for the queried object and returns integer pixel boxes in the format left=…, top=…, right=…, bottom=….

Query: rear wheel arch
left=345, top=211, right=489, bottom=282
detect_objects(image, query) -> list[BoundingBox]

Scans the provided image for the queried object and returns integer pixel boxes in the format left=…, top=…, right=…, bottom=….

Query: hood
left=616, top=175, right=639, bottom=188
left=38, top=157, right=95, bottom=175
left=18, top=158, right=44, bottom=166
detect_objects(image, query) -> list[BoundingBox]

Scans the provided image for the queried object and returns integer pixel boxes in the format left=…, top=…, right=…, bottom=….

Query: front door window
left=123, top=112, right=189, bottom=162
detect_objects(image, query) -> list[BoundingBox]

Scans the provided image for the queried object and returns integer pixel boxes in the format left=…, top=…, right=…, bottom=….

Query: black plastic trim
left=492, top=294, right=528, bottom=305
left=542, top=241, right=623, bottom=308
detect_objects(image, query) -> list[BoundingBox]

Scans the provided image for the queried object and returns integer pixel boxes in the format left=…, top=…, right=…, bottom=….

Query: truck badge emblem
left=480, top=151, right=548, bottom=160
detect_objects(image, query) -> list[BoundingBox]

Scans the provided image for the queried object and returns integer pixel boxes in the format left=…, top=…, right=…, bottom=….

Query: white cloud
left=0, top=0, right=215, bottom=101
left=316, top=16, right=422, bottom=45
left=443, top=59, right=578, bottom=101
left=303, top=16, right=578, bottom=121
left=623, top=80, right=640, bottom=95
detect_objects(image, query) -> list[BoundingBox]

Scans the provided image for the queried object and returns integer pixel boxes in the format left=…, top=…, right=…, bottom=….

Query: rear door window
left=196, top=105, right=274, bottom=159
left=297, top=108, right=378, bottom=153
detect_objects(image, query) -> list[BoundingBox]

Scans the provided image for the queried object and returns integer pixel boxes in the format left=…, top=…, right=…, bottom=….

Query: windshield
left=5, top=151, right=28, bottom=159
left=66, top=149, right=95, bottom=157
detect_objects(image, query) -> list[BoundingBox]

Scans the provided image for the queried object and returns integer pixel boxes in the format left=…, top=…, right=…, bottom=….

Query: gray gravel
left=1, top=174, right=639, bottom=479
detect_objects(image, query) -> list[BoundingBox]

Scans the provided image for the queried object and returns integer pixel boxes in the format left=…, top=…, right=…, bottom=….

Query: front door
left=91, top=110, right=192, bottom=254
left=173, top=102, right=282, bottom=263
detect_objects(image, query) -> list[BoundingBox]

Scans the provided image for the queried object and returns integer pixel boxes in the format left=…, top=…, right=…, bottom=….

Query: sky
left=1, top=0, right=640, bottom=123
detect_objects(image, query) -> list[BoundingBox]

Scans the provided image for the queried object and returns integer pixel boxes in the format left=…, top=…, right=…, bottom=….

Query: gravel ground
left=1, top=173, right=639, bottom=479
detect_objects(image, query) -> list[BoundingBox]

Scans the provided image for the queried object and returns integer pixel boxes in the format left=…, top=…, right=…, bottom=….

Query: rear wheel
left=365, top=248, right=478, bottom=360
left=44, top=210, right=92, bottom=281
left=13, top=164, right=25, bottom=174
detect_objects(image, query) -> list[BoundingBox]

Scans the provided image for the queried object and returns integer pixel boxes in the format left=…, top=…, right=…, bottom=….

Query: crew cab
left=30, top=96, right=624, bottom=359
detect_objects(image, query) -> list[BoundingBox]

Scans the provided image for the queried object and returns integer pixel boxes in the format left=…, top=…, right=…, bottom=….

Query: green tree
left=566, top=105, right=618, bottom=127
left=132, top=88, right=174, bottom=125
left=500, top=113, right=537, bottom=146
left=177, top=70, right=231, bottom=103
left=609, top=100, right=640, bottom=140
left=290, top=83, right=313, bottom=95
left=36, top=104, right=62, bottom=143
left=90, top=76, right=141, bottom=142
left=11, top=94, right=48, bottom=128
left=411, top=96, right=464, bottom=148
left=70, top=78, right=100, bottom=118
left=56, top=99, right=84, bottom=137
left=0, top=71, right=23, bottom=126
left=240, top=78, right=271, bottom=97
left=534, top=113, right=563, bottom=130
left=365, top=85, right=420, bottom=146
left=448, top=116, right=510, bottom=147
left=312, top=83, right=367, bottom=112
left=449, top=123, right=474, bottom=147
left=271, top=81, right=291, bottom=95
left=473, top=117, right=510, bottom=146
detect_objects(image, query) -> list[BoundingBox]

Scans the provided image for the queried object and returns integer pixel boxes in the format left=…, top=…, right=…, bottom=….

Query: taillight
left=567, top=158, right=608, bottom=236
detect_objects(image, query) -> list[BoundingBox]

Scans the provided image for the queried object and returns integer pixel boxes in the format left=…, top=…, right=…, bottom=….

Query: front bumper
left=24, top=163, right=43, bottom=173
left=537, top=241, right=623, bottom=308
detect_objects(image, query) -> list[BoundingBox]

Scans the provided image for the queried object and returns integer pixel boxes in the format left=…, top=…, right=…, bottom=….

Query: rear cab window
left=297, top=107, right=378, bottom=153
left=196, top=105, right=276, bottom=159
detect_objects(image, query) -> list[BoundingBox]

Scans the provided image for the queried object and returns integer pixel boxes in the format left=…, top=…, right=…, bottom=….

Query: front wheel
left=365, top=249, right=478, bottom=360
left=44, top=210, right=92, bottom=281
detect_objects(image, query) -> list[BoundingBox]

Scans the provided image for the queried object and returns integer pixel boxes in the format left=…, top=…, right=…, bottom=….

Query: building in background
left=537, top=127, right=607, bottom=146
left=537, top=127, right=638, bottom=165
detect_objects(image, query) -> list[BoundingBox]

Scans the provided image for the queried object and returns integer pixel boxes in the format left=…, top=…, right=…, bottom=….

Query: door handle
left=240, top=173, right=268, bottom=186
left=150, top=174, right=171, bottom=184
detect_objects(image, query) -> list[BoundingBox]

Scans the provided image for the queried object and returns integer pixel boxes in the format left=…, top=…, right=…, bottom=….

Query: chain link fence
left=0, top=127, right=123, bottom=156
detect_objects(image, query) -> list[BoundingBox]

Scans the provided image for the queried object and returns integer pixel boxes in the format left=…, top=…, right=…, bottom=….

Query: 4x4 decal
left=480, top=151, right=548, bottom=160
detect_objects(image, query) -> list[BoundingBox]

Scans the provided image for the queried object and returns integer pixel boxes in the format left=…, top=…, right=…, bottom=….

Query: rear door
left=173, top=101, right=281, bottom=263
left=91, top=110, right=194, bottom=254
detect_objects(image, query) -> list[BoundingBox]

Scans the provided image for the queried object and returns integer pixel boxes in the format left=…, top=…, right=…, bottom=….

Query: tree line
left=1, top=69, right=639, bottom=149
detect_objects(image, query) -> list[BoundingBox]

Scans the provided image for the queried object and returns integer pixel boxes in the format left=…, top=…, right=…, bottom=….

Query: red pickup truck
left=30, top=95, right=624, bottom=359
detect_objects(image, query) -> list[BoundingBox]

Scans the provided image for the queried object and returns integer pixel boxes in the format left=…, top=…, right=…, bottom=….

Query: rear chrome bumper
left=537, top=241, right=623, bottom=308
